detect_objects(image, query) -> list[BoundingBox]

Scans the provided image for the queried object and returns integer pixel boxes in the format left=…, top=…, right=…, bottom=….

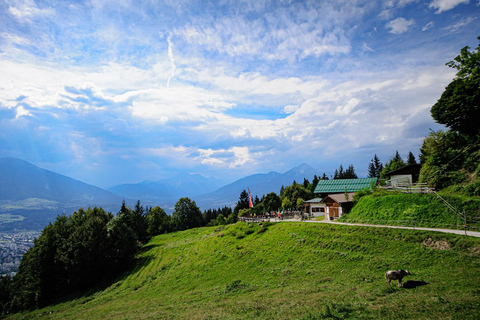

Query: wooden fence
left=379, top=182, right=435, bottom=193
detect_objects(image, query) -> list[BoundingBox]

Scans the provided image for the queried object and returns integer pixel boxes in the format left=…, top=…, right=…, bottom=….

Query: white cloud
left=284, top=105, right=300, bottom=114
left=335, top=98, right=360, bottom=115
left=1, top=32, right=31, bottom=46
left=128, top=86, right=235, bottom=124
left=0, top=59, right=173, bottom=112
left=386, top=17, right=415, bottom=34
left=184, top=68, right=326, bottom=102
left=6, top=0, right=55, bottom=23
left=68, top=132, right=102, bottom=163
left=429, top=0, right=469, bottom=13
left=362, top=43, right=375, bottom=52
left=174, top=5, right=354, bottom=61
left=228, top=147, right=254, bottom=168
left=397, top=0, right=420, bottom=6
left=144, top=145, right=255, bottom=170
left=166, top=36, right=176, bottom=88
left=176, top=17, right=265, bottom=57
left=378, top=9, right=394, bottom=20
left=422, top=21, right=435, bottom=31
left=15, top=105, right=32, bottom=119
left=445, top=16, right=477, bottom=32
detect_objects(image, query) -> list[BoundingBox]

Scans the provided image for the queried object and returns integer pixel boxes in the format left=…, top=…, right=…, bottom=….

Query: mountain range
left=107, top=173, right=223, bottom=211
left=0, top=158, right=122, bottom=205
left=191, top=163, right=318, bottom=210
left=0, top=157, right=320, bottom=229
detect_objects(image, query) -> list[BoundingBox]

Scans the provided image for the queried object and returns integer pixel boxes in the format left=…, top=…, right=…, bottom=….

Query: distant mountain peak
left=193, top=163, right=319, bottom=211
left=0, top=158, right=123, bottom=226
left=284, top=163, right=316, bottom=175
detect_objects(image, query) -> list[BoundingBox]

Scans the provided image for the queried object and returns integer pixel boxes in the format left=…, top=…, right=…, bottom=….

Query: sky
left=1, top=0, right=479, bottom=188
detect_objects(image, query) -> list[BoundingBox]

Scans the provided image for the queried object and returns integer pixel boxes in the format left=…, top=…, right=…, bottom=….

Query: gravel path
left=277, top=219, right=480, bottom=238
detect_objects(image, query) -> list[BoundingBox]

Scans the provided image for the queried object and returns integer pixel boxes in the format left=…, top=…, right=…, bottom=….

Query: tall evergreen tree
left=311, top=174, right=319, bottom=192
left=368, top=162, right=376, bottom=178
left=133, top=200, right=149, bottom=243
left=254, top=195, right=260, bottom=206
left=303, top=178, right=310, bottom=189
left=334, top=165, right=344, bottom=179
left=407, top=151, right=417, bottom=165
left=344, top=164, right=358, bottom=179
left=380, top=151, right=406, bottom=177
left=234, top=189, right=250, bottom=214
left=334, top=164, right=356, bottom=179
left=368, top=154, right=383, bottom=178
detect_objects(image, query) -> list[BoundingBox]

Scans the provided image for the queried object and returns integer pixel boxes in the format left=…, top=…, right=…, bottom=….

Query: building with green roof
left=314, top=178, right=377, bottom=195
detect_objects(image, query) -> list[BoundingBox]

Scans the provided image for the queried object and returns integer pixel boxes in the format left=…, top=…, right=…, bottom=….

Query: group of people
left=239, top=210, right=309, bottom=222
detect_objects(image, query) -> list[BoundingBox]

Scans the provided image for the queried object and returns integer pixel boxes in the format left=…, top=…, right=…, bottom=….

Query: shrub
left=465, top=180, right=480, bottom=196
left=353, top=188, right=373, bottom=202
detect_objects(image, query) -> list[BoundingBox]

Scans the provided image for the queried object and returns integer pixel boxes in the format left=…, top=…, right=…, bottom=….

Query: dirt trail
left=277, top=219, right=480, bottom=238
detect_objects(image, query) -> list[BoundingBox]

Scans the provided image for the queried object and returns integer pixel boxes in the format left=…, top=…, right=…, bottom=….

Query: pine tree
left=368, top=154, right=383, bottom=178
left=407, top=151, right=417, bottom=165
left=338, top=165, right=344, bottom=178
left=234, top=189, right=250, bottom=214
left=254, top=195, right=260, bottom=206
left=133, top=200, right=149, bottom=243
left=344, top=164, right=358, bottom=178
left=311, top=175, right=319, bottom=192
left=334, top=164, right=356, bottom=179
left=368, top=161, right=376, bottom=178
left=303, top=178, right=310, bottom=188
left=380, top=151, right=406, bottom=177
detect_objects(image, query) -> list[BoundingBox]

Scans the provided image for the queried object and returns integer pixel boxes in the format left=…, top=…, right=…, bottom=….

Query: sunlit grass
left=9, top=222, right=480, bottom=319
left=345, top=191, right=480, bottom=230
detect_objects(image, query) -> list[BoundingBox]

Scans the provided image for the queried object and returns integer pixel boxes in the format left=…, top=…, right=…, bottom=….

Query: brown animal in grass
left=385, top=270, right=411, bottom=287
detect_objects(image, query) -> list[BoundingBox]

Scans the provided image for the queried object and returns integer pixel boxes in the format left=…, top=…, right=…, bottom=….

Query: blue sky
left=1, top=0, right=479, bottom=188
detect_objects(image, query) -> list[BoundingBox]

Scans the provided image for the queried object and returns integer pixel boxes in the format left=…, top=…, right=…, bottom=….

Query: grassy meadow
left=345, top=191, right=480, bottom=230
left=8, top=222, right=480, bottom=319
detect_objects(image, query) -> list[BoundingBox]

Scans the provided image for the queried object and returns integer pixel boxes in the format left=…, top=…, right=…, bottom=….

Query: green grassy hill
left=9, top=222, right=480, bottom=319
left=345, top=191, right=480, bottom=230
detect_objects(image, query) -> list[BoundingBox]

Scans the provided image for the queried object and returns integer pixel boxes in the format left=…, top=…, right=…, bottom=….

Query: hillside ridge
left=9, top=222, right=480, bottom=319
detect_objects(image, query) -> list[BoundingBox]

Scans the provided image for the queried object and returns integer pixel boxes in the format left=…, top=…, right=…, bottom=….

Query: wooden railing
left=379, top=182, right=435, bottom=193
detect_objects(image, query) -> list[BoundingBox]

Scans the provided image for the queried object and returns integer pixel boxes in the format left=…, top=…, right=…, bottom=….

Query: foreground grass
left=9, top=222, right=480, bottom=319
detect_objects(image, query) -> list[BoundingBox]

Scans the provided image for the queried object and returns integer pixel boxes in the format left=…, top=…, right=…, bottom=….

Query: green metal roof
left=314, top=178, right=377, bottom=194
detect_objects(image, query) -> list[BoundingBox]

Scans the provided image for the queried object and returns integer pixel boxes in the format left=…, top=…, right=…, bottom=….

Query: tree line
left=367, top=37, right=479, bottom=196
left=418, top=37, right=479, bottom=195
left=0, top=197, right=233, bottom=314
